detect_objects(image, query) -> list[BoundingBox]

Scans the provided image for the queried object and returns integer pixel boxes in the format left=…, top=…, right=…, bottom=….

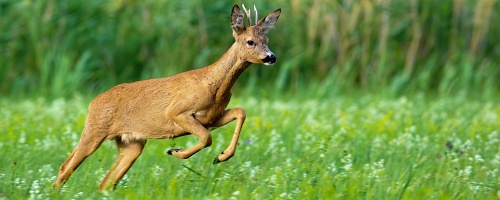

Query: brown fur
left=53, top=5, right=281, bottom=192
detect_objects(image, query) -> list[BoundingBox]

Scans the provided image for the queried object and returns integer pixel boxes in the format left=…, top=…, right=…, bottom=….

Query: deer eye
left=247, top=40, right=255, bottom=46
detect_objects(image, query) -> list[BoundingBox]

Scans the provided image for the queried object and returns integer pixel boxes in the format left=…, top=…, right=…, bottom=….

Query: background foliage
left=1, top=0, right=499, bottom=98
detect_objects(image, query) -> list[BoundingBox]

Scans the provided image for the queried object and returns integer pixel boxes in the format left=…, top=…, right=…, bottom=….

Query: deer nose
left=262, top=54, right=276, bottom=65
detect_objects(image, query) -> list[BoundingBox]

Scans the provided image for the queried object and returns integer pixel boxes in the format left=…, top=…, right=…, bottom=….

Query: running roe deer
left=53, top=4, right=281, bottom=191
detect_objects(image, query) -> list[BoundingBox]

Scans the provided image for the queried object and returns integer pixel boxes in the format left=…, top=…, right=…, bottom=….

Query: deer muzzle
left=262, top=54, right=276, bottom=65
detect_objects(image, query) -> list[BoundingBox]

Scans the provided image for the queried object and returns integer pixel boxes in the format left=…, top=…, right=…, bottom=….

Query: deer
left=53, top=4, right=281, bottom=192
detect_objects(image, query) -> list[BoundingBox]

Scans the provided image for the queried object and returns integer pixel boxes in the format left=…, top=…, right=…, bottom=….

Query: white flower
left=341, top=154, right=352, bottom=171
left=474, top=155, right=484, bottom=163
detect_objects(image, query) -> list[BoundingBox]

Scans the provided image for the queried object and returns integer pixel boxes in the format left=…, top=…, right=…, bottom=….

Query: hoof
left=213, top=151, right=224, bottom=165
left=213, top=156, right=221, bottom=165
left=53, top=184, right=62, bottom=192
left=167, top=148, right=182, bottom=155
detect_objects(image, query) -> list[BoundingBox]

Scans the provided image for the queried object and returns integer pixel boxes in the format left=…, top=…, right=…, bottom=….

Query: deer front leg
left=168, top=113, right=212, bottom=159
left=211, top=107, right=246, bottom=164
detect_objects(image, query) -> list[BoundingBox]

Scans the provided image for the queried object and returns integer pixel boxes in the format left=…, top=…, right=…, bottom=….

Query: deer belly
left=193, top=109, right=223, bottom=125
left=120, top=132, right=147, bottom=143
left=117, top=118, right=184, bottom=141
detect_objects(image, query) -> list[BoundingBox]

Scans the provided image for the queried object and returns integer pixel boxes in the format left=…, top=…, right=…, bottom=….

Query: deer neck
left=205, top=43, right=251, bottom=101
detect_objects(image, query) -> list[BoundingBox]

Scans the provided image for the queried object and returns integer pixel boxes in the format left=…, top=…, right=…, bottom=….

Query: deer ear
left=257, top=8, right=281, bottom=34
left=231, top=5, right=246, bottom=35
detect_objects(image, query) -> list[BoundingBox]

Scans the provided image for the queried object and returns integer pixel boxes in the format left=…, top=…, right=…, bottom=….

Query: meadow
left=1, top=94, right=499, bottom=199
left=1, top=0, right=500, bottom=199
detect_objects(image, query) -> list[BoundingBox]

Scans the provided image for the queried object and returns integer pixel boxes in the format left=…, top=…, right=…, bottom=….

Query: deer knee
left=206, top=134, right=212, bottom=147
left=234, top=107, right=246, bottom=120
left=200, top=133, right=212, bottom=147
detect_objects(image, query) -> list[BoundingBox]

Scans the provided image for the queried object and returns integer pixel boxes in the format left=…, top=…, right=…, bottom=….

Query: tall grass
left=1, top=0, right=499, bottom=98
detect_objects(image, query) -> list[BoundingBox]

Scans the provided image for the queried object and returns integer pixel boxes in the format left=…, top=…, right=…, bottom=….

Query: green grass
left=1, top=94, right=499, bottom=199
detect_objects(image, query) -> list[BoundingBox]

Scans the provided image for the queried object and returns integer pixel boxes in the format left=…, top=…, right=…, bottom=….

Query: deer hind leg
left=210, top=107, right=246, bottom=164
left=167, top=113, right=212, bottom=159
left=98, top=137, right=145, bottom=192
left=53, top=127, right=106, bottom=189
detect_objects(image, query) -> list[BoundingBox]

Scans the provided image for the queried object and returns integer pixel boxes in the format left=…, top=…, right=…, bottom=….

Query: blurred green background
left=1, top=0, right=499, bottom=98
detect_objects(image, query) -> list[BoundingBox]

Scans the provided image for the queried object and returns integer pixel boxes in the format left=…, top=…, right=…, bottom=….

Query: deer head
left=231, top=5, right=281, bottom=65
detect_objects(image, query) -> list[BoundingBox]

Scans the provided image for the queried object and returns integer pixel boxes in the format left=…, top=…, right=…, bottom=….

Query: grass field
left=1, top=94, right=499, bottom=199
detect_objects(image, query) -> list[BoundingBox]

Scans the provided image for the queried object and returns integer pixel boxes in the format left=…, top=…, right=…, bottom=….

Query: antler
left=254, top=5, right=258, bottom=26
left=242, top=4, right=252, bottom=26
left=242, top=4, right=258, bottom=26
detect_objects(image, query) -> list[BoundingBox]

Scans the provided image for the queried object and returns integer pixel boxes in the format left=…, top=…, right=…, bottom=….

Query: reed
left=1, top=0, right=498, bottom=98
